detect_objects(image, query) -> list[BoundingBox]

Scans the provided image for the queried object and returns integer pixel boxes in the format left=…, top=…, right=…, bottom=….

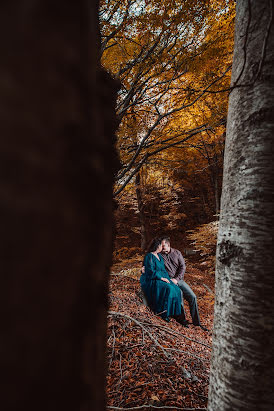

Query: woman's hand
left=161, top=277, right=170, bottom=283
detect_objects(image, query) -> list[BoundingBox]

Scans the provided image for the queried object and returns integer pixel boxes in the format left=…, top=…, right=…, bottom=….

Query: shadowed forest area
left=100, top=0, right=234, bottom=409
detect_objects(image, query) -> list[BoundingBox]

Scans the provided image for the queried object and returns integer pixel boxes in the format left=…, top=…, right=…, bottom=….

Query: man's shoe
left=174, top=315, right=189, bottom=327
left=199, top=325, right=209, bottom=332
left=193, top=323, right=209, bottom=331
left=179, top=319, right=189, bottom=328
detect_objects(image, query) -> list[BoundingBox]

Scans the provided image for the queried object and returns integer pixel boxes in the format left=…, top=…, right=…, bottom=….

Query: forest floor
left=106, top=255, right=215, bottom=411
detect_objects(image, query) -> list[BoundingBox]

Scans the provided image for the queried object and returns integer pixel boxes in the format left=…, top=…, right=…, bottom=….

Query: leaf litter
left=107, top=256, right=214, bottom=410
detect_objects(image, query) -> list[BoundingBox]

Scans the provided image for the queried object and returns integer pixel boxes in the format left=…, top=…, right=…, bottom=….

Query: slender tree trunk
left=212, top=152, right=221, bottom=216
left=135, top=172, right=147, bottom=251
left=214, top=173, right=220, bottom=216
left=208, top=155, right=221, bottom=216
left=209, top=165, right=220, bottom=216
left=0, top=2, right=119, bottom=410
left=208, top=1, right=274, bottom=410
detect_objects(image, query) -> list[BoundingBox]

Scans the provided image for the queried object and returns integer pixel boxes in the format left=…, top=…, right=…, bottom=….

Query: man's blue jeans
left=177, top=280, right=201, bottom=326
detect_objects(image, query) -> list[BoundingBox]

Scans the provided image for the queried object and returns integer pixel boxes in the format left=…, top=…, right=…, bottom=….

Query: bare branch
left=141, top=321, right=211, bottom=349
left=114, top=126, right=212, bottom=197
left=108, top=311, right=194, bottom=380
left=108, top=311, right=171, bottom=360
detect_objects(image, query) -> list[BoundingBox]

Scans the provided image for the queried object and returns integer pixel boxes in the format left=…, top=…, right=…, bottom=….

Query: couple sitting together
left=140, top=236, right=208, bottom=331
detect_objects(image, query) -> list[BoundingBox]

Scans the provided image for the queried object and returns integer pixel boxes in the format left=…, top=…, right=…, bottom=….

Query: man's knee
left=178, top=282, right=196, bottom=302
left=191, top=293, right=197, bottom=303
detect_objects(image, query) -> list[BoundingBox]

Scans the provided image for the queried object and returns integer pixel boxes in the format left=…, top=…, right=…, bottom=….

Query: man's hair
left=147, top=238, right=162, bottom=253
left=159, top=235, right=170, bottom=244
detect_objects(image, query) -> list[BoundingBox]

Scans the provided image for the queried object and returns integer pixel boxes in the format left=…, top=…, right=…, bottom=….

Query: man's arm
left=174, top=250, right=186, bottom=281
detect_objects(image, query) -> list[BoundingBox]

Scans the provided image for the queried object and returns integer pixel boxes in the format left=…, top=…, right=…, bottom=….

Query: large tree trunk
left=0, top=2, right=119, bottom=410
left=208, top=1, right=274, bottom=410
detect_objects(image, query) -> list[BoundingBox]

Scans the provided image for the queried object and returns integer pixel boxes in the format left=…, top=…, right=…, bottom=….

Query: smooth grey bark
left=0, top=2, right=119, bottom=410
left=208, top=1, right=274, bottom=410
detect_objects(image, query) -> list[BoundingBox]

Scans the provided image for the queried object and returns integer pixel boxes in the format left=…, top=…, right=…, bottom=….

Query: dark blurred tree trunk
left=135, top=172, right=147, bottom=252
left=0, top=2, right=119, bottom=410
left=208, top=0, right=274, bottom=409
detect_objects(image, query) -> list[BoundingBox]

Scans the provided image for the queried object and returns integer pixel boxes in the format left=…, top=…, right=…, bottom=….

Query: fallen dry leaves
left=106, top=256, right=215, bottom=410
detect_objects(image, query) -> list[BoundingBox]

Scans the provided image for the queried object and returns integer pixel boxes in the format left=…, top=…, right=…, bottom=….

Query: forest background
left=100, top=0, right=235, bottom=409
left=0, top=1, right=272, bottom=410
left=100, top=0, right=235, bottom=261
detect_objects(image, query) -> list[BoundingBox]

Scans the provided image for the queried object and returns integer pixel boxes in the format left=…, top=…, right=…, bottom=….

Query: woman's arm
left=144, top=254, right=164, bottom=281
left=159, top=254, right=173, bottom=282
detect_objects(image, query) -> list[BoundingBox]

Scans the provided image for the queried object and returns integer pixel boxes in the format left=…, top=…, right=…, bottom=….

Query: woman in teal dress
left=140, top=238, right=182, bottom=322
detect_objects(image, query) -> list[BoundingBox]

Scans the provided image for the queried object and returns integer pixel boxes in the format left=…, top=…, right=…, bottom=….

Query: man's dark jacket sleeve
left=175, top=250, right=186, bottom=281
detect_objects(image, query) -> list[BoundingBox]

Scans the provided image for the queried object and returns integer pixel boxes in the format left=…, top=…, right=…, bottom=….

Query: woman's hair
left=147, top=238, right=162, bottom=253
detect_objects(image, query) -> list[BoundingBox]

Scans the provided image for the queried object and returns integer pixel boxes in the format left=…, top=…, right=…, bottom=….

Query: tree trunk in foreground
left=0, top=2, right=119, bottom=410
left=208, top=1, right=274, bottom=410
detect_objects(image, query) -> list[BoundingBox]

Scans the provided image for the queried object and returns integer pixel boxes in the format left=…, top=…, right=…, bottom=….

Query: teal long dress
left=140, top=252, right=182, bottom=321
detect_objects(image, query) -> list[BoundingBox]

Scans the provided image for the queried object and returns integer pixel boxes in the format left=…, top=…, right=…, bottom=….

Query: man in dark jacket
left=160, top=236, right=208, bottom=331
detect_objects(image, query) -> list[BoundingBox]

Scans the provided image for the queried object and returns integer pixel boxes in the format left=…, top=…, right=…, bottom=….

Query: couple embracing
left=140, top=236, right=208, bottom=331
